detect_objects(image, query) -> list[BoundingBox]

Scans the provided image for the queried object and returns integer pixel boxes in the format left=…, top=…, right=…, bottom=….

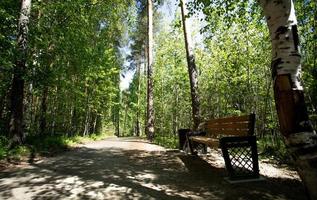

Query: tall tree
left=180, top=0, right=200, bottom=130
left=146, top=0, right=155, bottom=141
left=136, top=57, right=141, bottom=136
left=259, top=0, right=317, bottom=199
left=9, top=0, right=32, bottom=146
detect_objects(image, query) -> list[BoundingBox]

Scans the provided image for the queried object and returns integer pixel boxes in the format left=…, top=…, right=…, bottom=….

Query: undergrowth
left=153, top=134, right=178, bottom=149
left=0, top=131, right=113, bottom=162
left=257, top=136, right=292, bottom=164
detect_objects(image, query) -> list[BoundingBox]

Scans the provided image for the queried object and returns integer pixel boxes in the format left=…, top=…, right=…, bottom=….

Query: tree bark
left=136, top=58, right=141, bottom=137
left=0, top=93, right=5, bottom=121
left=259, top=1, right=317, bottom=199
left=146, top=0, right=155, bottom=141
left=9, top=0, right=32, bottom=146
left=50, top=86, right=58, bottom=135
left=180, top=0, right=201, bottom=130
left=83, top=107, right=90, bottom=136
left=39, top=86, right=48, bottom=135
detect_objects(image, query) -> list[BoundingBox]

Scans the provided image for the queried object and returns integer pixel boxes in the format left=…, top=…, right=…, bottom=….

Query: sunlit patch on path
left=0, top=137, right=306, bottom=200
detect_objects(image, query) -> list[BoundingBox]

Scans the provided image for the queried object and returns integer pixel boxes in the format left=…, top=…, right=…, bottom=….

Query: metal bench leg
left=220, top=136, right=260, bottom=180
left=185, top=134, right=196, bottom=155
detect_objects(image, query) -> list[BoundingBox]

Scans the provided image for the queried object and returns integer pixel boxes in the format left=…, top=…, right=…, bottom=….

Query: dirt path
left=0, top=137, right=307, bottom=200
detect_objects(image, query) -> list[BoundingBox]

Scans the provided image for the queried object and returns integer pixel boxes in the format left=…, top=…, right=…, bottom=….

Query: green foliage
left=26, top=135, right=69, bottom=154
left=153, top=134, right=178, bottom=149
left=0, top=136, right=9, bottom=159
left=0, top=0, right=135, bottom=140
left=0, top=131, right=113, bottom=161
left=295, top=0, right=317, bottom=128
left=257, top=136, right=291, bottom=164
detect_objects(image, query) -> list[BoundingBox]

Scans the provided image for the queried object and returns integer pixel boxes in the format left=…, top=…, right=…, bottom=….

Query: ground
left=0, top=137, right=307, bottom=200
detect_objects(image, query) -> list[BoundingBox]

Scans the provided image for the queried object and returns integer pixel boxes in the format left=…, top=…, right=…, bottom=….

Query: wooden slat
left=207, top=128, right=250, bottom=136
left=205, top=115, right=250, bottom=124
left=189, top=136, right=220, bottom=147
left=190, top=114, right=255, bottom=147
left=206, top=122, right=250, bottom=129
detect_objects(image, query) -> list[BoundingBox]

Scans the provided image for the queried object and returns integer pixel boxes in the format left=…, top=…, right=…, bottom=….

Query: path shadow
left=0, top=146, right=308, bottom=200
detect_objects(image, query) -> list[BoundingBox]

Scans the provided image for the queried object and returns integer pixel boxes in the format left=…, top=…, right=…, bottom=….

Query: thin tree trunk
left=123, top=102, right=128, bottom=137
left=0, top=93, right=5, bottom=121
left=92, top=113, right=97, bottom=134
left=146, top=0, right=155, bottom=141
left=260, top=1, right=317, bottom=199
left=180, top=0, right=201, bottom=130
left=39, top=86, right=48, bottom=135
left=136, top=58, right=141, bottom=137
left=143, top=46, right=147, bottom=136
left=114, top=81, right=120, bottom=137
left=173, top=85, right=179, bottom=135
left=83, top=107, right=90, bottom=136
left=9, top=0, right=32, bottom=146
left=50, top=86, right=59, bottom=135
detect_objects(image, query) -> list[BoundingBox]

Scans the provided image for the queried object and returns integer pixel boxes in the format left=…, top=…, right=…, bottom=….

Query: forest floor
left=0, top=137, right=307, bottom=200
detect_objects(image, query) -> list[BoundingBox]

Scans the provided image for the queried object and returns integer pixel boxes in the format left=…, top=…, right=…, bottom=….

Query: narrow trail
left=0, top=137, right=307, bottom=200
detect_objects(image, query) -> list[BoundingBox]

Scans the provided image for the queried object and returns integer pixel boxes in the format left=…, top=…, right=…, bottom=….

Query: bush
left=0, top=136, right=9, bottom=159
left=0, top=131, right=113, bottom=161
left=153, top=134, right=178, bottom=149
left=257, top=135, right=291, bottom=164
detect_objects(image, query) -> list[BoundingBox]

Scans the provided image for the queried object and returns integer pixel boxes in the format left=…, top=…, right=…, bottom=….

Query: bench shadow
left=0, top=146, right=308, bottom=200
left=178, top=154, right=308, bottom=200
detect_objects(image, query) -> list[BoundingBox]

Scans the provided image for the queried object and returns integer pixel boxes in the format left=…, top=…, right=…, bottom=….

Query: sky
left=119, top=0, right=204, bottom=91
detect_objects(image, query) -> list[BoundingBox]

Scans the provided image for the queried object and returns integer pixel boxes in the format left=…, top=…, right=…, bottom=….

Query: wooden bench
left=185, top=114, right=260, bottom=181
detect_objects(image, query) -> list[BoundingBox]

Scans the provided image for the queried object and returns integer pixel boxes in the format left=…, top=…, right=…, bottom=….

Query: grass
left=0, top=130, right=114, bottom=163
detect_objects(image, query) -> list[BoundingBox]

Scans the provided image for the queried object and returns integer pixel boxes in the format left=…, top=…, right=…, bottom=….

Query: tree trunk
left=9, top=0, right=32, bottom=146
left=260, top=1, right=317, bottom=199
left=173, top=85, right=179, bottom=135
left=123, top=102, right=128, bottom=137
left=136, top=58, right=141, bottom=137
left=39, top=86, right=48, bottom=135
left=83, top=107, right=90, bottom=136
left=180, top=0, right=201, bottom=130
left=50, top=86, right=58, bottom=135
left=0, top=93, right=5, bottom=121
left=92, top=113, right=97, bottom=134
left=114, top=82, right=120, bottom=137
left=146, top=0, right=155, bottom=141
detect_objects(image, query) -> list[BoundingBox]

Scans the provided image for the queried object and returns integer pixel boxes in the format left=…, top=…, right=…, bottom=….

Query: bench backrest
left=201, top=114, right=255, bottom=137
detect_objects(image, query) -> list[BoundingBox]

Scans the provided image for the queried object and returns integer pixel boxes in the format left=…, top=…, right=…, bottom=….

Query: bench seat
left=189, top=136, right=219, bottom=147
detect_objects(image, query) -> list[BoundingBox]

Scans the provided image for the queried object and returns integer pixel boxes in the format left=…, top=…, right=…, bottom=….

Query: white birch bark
left=259, top=1, right=317, bottom=199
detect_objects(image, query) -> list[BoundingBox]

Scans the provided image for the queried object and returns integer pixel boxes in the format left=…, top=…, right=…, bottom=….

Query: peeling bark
left=180, top=0, right=201, bottom=130
left=259, top=0, right=317, bottom=199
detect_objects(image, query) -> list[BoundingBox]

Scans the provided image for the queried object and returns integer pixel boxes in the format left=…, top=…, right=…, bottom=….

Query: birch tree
left=9, top=0, right=32, bottom=146
left=180, top=0, right=200, bottom=130
left=259, top=0, right=317, bottom=199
